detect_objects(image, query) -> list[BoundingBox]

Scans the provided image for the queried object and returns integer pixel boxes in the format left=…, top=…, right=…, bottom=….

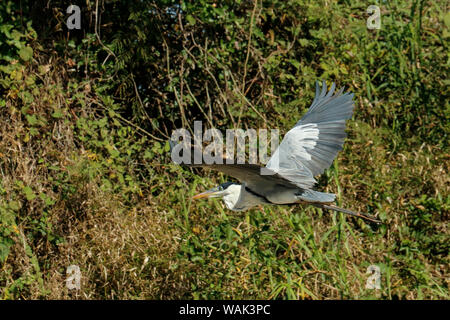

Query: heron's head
left=192, top=182, right=242, bottom=210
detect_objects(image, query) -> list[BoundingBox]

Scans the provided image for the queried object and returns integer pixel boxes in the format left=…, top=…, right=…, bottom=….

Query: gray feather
left=296, top=189, right=336, bottom=203
left=266, top=80, right=355, bottom=185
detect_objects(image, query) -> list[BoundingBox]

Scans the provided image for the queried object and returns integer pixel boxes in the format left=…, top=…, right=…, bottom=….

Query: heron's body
left=173, top=81, right=380, bottom=224
left=215, top=182, right=336, bottom=211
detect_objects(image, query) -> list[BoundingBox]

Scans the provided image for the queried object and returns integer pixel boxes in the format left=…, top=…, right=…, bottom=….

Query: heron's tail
left=312, top=203, right=381, bottom=224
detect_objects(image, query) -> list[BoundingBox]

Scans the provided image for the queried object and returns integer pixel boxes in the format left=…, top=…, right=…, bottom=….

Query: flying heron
left=171, top=81, right=380, bottom=224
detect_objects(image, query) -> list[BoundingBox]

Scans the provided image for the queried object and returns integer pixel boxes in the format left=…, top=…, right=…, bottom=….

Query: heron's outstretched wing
left=266, top=81, right=355, bottom=189
left=194, top=163, right=302, bottom=196
left=168, top=139, right=300, bottom=194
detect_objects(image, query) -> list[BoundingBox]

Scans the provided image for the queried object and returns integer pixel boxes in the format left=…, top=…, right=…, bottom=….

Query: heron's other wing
left=195, top=163, right=300, bottom=196
left=168, top=139, right=300, bottom=193
left=266, top=80, right=355, bottom=187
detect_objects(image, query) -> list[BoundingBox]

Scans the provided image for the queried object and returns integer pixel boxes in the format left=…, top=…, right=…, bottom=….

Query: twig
left=241, top=0, right=258, bottom=95
left=131, top=74, right=169, bottom=139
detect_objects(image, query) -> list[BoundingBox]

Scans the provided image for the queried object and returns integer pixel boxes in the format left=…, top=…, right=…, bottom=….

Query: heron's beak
left=192, top=189, right=220, bottom=200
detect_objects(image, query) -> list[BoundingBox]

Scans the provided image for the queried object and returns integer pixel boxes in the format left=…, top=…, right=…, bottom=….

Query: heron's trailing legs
left=312, top=203, right=382, bottom=224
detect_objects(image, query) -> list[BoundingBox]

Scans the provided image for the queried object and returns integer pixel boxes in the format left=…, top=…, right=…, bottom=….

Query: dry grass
left=42, top=192, right=188, bottom=299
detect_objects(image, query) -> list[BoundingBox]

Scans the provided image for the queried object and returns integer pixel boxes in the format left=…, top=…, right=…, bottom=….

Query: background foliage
left=0, top=0, right=448, bottom=299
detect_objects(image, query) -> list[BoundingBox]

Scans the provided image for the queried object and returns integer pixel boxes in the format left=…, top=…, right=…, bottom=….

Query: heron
left=172, top=81, right=380, bottom=224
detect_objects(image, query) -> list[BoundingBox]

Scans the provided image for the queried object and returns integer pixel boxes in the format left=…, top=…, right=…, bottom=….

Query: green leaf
left=19, top=46, right=33, bottom=61
left=0, top=242, right=12, bottom=263
left=8, top=201, right=20, bottom=211
left=186, top=15, right=196, bottom=25
left=52, top=110, right=64, bottom=118
left=26, top=114, right=38, bottom=126
left=23, top=186, right=36, bottom=201
left=444, top=12, right=450, bottom=29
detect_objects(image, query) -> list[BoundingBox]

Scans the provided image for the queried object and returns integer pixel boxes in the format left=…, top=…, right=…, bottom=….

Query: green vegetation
left=0, top=0, right=448, bottom=299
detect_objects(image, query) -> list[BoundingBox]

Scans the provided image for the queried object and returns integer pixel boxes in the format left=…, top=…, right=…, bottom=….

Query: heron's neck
left=223, top=184, right=265, bottom=211
left=222, top=184, right=243, bottom=210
